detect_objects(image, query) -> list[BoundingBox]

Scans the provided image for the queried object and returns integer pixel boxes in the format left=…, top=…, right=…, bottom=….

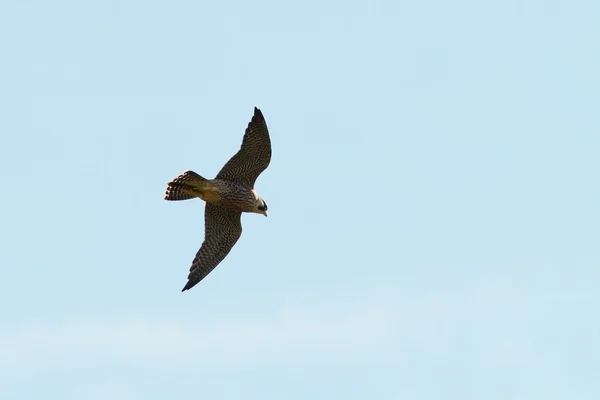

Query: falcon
left=164, top=107, right=271, bottom=291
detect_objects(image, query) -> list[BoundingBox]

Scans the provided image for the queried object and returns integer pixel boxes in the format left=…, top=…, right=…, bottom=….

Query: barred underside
left=164, top=170, right=209, bottom=201
left=215, top=107, right=272, bottom=187
left=181, top=204, right=243, bottom=291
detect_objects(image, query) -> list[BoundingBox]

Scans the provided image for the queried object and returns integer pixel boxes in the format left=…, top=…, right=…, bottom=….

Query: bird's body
left=168, top=174, right=264, bottom=213
left=164, top=107, right=271, bottom=292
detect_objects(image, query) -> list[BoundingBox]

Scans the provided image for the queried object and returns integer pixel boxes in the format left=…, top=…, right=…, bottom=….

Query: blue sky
left=1, top=0, right=599, bottom=398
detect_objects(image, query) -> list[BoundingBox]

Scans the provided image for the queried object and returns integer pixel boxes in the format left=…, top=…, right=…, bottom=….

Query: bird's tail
left=164, top=170, right=211, bottom=201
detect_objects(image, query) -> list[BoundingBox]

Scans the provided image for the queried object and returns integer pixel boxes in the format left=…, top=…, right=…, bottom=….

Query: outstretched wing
left=215, top=107, right=271, bottom=187
left=181, top=204, right=242, bottom=291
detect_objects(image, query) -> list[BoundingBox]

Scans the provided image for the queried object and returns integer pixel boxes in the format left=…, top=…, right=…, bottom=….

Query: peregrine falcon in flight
left=164, top=107, right=271, bottom=292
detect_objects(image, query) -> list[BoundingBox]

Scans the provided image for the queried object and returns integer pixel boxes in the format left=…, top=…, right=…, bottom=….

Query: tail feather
left=164, top=170, right=209, bottom=201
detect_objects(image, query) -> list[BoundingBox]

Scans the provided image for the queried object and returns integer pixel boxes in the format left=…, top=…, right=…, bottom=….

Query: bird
left=164, top=107, right=271, bottom=292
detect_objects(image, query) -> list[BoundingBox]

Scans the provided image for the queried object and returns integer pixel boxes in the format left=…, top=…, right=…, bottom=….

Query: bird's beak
left=261, top=210, right=268, bottom=217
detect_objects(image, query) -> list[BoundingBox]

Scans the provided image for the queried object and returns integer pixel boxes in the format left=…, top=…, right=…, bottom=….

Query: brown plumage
left=164, top=107, right=271, bottom=291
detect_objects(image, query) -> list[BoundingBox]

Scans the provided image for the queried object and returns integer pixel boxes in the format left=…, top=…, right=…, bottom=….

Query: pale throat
left=252, top=189, right=260, bottom=200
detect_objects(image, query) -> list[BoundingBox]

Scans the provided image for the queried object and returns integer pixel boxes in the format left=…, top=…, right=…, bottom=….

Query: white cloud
left=1, top=271, right=594, bottom=389
left=0, top=299, right=396, bottom=372
left=67, top=382, right=141, bottom=400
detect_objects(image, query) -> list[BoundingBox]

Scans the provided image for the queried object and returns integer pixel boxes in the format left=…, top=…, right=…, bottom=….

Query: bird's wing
left=181, top=204, right=242, bottom=291
left=215, top=107, right=271, bottom=187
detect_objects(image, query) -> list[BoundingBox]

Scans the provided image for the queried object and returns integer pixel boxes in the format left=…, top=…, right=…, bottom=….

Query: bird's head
left=256, top=198, right=268, bottom=217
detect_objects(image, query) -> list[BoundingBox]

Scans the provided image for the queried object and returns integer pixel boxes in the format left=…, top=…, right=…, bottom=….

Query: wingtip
left=181, top=280, right=196, bottom=292
left=252, top=107, right=265, bottom=123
